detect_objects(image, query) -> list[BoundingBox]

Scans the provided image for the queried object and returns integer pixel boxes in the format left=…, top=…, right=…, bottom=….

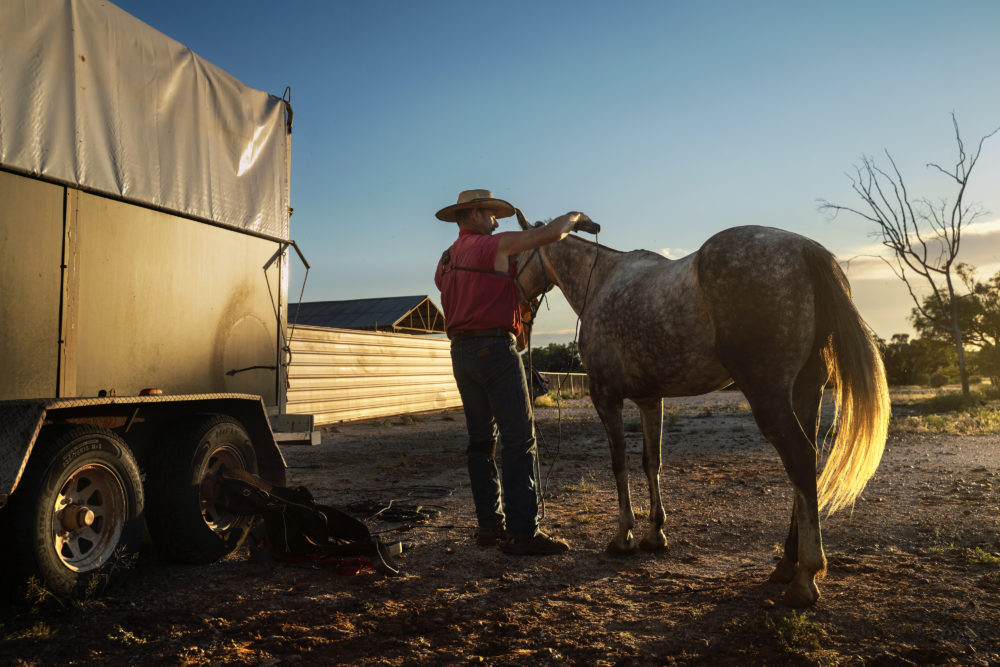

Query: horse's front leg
left=591, top=387, right=635, bottom=553
left=635, top=397, right=667, bottom=551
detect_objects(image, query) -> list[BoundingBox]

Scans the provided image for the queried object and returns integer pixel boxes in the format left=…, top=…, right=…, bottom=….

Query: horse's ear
left=515, top=208, right=530, bottom=231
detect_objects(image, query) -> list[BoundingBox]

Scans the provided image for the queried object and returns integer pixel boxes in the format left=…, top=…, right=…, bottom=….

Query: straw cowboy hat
left=435, top=189, right=515, bottom=222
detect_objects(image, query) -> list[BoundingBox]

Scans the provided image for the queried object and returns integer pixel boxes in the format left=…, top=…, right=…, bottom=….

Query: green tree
left=527, top=342, right=584, bottom=373
left=912, top=265, right=1000, bottom=386
left=978, top=345, right=1000, bottom=390
left=880, top=333, right=953, bottom=386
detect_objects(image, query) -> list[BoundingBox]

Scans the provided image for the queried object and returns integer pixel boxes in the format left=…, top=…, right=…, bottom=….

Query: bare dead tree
left=819, top=114, right=1000, bottom=398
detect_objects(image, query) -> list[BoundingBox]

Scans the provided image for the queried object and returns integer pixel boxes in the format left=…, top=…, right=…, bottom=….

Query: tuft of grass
left=666, top=410, right=682, bottom=433
left=4, top=620, right=55, bottom=642
left=573, top=504, right=599, bottom=524
left=624, top=419, right=642, bottom=433
left=108, top=625, right=148, bottom=646
left=966, top=547, right=1000, bottom=566
left=561, top=470, right=600, bottom=494
left=891, top=388, right=1000, bottom=435
left=2, top=550, right=136, bottom=648
left=533, top=389, right=578, bottom=407
left=23, top=576, right=61, bottom=613
left=765, top=611, right=826, bottom=654
left=892, top=406, right=1000, bottom=435
left=533, top=393, right=556, bottom=407
left=929, top=544, right=953, bottom=556
left=980, top=383, right=1000, bottom=400
left=912, top=391, right=982, bottom=414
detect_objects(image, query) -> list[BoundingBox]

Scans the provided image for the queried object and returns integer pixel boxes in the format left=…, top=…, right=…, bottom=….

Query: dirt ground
left=2, top=390, right=999, bottom=666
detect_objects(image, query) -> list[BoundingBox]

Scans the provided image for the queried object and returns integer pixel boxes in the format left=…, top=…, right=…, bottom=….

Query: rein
left=517, top=234, right=602, bottom=511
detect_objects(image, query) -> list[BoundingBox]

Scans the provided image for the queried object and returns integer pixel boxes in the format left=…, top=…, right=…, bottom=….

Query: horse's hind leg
left=770, top=351, right=827, bottom=585
left=591, top=382, right=636, bottom=553
left=768, top=497, right=800, bottom=585
left=737, top=378, right=826, bottom=608
left=635, top=397, right=667, bottom=551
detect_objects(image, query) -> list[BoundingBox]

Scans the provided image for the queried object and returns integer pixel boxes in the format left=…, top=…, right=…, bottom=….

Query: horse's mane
left=565, top=235, right=668, bottom=263
left=628, top=248, right=669, bottom=262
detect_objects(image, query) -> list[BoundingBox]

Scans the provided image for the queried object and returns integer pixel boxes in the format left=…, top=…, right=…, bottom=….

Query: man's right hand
left=494, top=210, right=593, bottom=271
left=548, top=211, right=596, bottom=237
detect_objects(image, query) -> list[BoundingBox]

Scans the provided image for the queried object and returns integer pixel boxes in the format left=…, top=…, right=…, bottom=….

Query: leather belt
left=449, top=327, right=514, bottom=343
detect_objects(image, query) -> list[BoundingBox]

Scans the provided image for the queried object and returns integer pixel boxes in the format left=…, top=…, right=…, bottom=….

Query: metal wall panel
left=0, top=171, right=64, bottom=399
left=286, top=326, right=461, bottom=424
left=71, top=191, right=283, bottom=403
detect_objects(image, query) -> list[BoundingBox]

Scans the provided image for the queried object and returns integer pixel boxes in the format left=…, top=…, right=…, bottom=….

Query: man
left=434, top=189, right=590, bottom=555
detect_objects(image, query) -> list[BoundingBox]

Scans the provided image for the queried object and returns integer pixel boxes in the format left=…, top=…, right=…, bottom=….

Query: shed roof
left=288, top=296, right=445, bottom=334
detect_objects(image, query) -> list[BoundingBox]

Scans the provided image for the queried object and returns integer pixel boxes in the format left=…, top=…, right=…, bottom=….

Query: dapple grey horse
left=514, top=211, right=889, bottom=607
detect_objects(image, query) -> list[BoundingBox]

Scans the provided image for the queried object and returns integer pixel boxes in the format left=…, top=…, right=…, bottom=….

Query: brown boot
left=475, top=523, right=507, bottom=547
left=501, top=530, right=570, bottom=555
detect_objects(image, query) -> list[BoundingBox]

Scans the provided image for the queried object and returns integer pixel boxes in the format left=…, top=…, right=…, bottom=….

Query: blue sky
left=114, top=0, right=1000, bottom=343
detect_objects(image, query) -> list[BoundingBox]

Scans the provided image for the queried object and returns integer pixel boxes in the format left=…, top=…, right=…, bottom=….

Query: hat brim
left=436, top=197, right=515, bottom=222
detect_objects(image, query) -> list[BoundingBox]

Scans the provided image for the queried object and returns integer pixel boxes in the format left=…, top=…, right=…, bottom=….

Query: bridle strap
left=514, top=246, right=553, bottom=305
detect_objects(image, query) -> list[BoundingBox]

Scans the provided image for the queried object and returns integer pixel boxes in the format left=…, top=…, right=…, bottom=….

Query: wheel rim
left=51, top=464, right=126, bottom=572
left=198, top=445, right=247, bottom=535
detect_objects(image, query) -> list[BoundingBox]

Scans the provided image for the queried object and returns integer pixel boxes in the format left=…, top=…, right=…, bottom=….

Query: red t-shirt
left=434, top=229, right=522, bottom=338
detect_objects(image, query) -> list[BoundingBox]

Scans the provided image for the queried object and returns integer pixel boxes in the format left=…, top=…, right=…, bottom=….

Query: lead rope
left=533, top=233, right=601, bottom=504
left=526, top=321, right=546, bottom=520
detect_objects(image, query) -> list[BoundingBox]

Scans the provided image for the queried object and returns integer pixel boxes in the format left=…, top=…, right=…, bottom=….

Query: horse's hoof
left=606, top=540, right=637, bottom=555
left=639, top=536, right=668, bottom=552
left=768, top=558, right=797, bottom=584
left=780, top=581, right=820, bottom=608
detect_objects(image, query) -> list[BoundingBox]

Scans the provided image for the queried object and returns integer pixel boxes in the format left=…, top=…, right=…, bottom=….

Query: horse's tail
left=808, top=245, right=890, bottom=514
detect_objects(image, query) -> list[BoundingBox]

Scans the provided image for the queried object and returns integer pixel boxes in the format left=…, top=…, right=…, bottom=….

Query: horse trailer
left=0, top=0, right=313, bottom=597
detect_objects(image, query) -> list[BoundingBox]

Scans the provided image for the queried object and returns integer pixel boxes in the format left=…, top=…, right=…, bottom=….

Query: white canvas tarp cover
left=0, top=0, right=290, bottom=239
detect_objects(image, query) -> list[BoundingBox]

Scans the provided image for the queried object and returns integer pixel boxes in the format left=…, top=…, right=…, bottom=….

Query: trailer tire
left=4, top=425, right=144, bottom=600
left=146, top=415, right=258, bottom=564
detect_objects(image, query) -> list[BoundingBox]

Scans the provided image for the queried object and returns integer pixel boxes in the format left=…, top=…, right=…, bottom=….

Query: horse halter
left=515, top=245, right=554, bottom=300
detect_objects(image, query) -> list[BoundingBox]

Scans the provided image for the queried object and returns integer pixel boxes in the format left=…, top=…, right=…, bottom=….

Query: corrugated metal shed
left=285, top=325, right=460, bottom=424
left=288, top=296, right=445, bottom=334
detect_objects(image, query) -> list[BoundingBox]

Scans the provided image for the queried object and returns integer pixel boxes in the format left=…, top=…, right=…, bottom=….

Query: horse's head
left=513, top=208, right=553, bottom=303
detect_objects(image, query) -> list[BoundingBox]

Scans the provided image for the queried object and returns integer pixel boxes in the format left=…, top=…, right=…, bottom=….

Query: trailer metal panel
left=71, top=191, right=283, bottom=402
left=0, top=171, right=64, bottom=400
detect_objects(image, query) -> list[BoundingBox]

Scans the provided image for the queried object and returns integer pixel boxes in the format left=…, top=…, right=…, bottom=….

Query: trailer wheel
left=5, top=425, right=144, bottom=599
left=146, top=415, right=258, bottom=563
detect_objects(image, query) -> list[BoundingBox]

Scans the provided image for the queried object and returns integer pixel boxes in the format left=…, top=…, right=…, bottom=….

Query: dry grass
left=890, top=383, right=1000, bottom=435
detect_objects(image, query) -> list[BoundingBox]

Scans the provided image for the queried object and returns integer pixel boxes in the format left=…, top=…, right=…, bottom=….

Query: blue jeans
left=450, top=334, right=539, bottom=540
